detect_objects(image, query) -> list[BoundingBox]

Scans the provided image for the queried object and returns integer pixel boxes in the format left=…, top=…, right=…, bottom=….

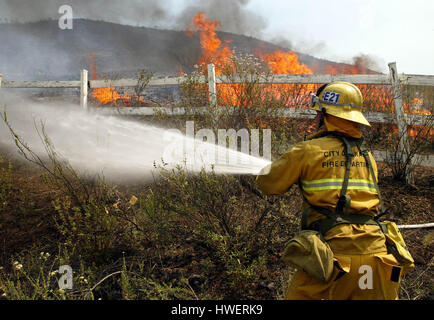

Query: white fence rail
left=3, top=72, right=434, bottom=88
left=1, top=63, right=433, bottom=173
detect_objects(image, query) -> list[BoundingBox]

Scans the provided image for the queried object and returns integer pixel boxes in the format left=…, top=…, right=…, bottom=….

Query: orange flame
left=324, top=66, right=432, bottom=137
left=186, top=12, right=433, bottom=138
left=258, top=49, right=314, bottom=106
left=259, top=50, right=312, bottom=75
left=92, top=87, right=132, bottom=105
left=187, top=13, right=316, bottom=107
left=187, top=12, right=233, bottom=74
left=87, top=53, right=137, bottom=106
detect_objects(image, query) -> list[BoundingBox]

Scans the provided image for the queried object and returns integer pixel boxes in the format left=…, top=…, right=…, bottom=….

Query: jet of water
left=0, top=97, right=271, bottom=182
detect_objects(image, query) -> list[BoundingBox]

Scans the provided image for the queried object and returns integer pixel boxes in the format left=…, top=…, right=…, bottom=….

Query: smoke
left=0, top=0, right=168, bottom=26
left=0, top=0, right=383, bottom=77
left=350, top=54, right=383, bottom=73
left=173, top=0, right=267, bottom=37
left=0, top=0, right=266, bottom=36
left=0, top=0, right=272, bottom=79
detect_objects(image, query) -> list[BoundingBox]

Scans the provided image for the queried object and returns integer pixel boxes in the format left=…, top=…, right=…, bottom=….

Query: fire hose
left=397, top=222, right=434, bottom=229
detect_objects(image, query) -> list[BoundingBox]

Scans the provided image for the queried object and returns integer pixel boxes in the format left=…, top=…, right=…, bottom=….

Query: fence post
left=388, top=62, right=414, bottom=184
left=0, top=73, right=2, bottom=88
left=80, top=69, right=88, bottom=110
left=207, top=64, right=217, bottom=107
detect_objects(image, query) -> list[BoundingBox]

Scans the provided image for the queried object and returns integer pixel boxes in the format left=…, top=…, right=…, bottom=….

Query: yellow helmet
left=310, top=82, right=370, bottom=126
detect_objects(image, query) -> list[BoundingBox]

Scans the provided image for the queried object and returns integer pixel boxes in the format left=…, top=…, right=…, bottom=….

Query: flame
left=404, top=97, right=432, bottom=115
left=86, top=53, right=98, bottom=81
left=412, top=97, right=423, bottom=105
left=323, top=65, right=432, bottom=137
left=92, top=87, right=133, bottom=106
left=92, top=87, right=132, bottom=105
left=259, top=50, right=312, bottom=75
left=186, top=12, right=433, bottom=138
left=187, top=13, right=317, bottom=107
left=187, top=12, right=233, bottom=74
left=178, top=66, right=186, bottom=76
left=392, top=125, right=434, bottom=138
left=87, top=53, right=137, bottom=106
left=258, top=50, right=314, bottom=106
left=318, top=61, right=376, bottom=75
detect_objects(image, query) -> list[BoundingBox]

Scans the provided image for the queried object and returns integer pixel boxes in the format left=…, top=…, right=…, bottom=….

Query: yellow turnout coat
left=257, top=116, right=402, bottom=300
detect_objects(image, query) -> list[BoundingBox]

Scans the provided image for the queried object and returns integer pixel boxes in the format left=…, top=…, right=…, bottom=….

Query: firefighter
left=256, top=82, right=406, bottom=300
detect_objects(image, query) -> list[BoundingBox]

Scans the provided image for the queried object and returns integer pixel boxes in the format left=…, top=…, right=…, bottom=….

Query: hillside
left=0, top=19, right=371, bottom=81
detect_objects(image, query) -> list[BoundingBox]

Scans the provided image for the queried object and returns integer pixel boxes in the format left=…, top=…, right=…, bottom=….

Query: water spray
left=0, top=97, right=271, bottom=182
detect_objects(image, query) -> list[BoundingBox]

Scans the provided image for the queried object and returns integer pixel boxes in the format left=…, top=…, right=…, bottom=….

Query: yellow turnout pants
left=285, top=251, right=401, bottom=300
left=285, top=224, right=404, bottom=300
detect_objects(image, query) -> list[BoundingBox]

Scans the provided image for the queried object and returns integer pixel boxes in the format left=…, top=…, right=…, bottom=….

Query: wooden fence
left=1, top=62, right=433, bottom=179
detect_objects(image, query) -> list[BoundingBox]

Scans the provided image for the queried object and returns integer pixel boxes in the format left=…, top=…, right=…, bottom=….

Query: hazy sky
left=161, top=0, right=434, bottom=74
left=245, top=0, right=434, bottom=75
left=1, top=0, right=433, bottom=75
